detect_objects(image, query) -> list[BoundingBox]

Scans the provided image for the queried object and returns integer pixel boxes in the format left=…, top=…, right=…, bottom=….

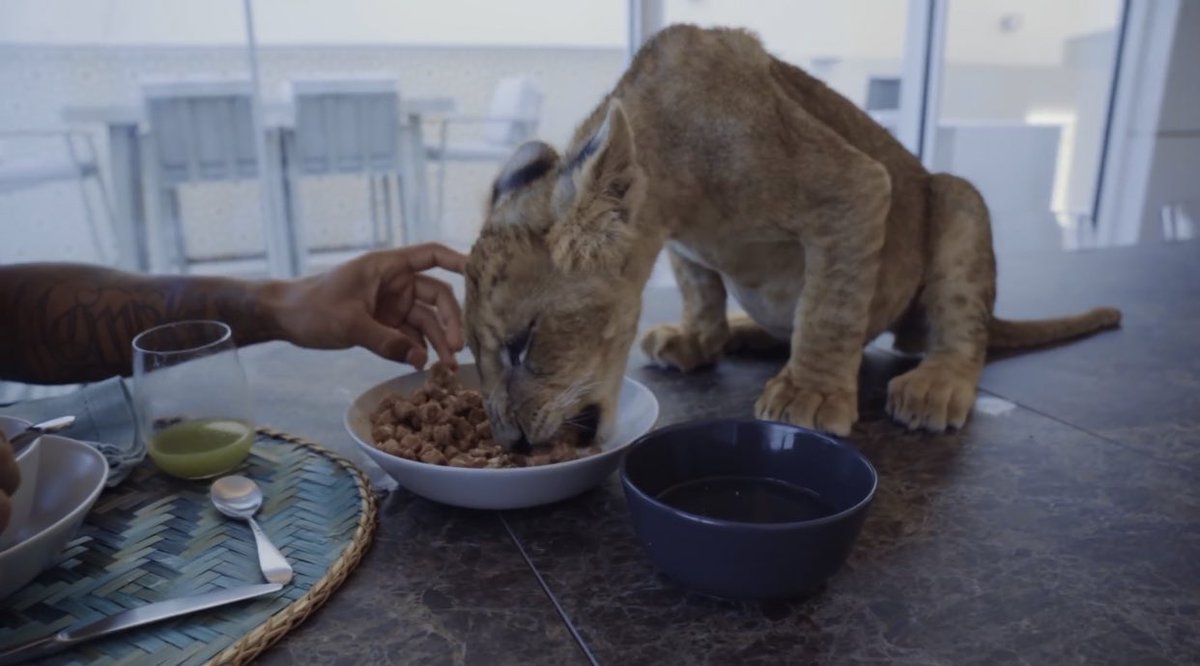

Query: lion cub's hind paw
left=641, top=324, right=722, bottom=373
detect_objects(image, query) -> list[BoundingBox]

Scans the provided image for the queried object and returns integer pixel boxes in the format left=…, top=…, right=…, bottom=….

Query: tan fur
left=464, top=26, right=1121, bottom=442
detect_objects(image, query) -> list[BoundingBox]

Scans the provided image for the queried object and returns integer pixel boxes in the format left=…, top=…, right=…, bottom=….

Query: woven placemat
left=0, top=428, right=377, bottom=665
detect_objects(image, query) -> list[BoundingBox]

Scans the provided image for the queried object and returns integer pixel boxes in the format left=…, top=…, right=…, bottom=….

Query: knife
left=0, top=582, right=283, bottom=665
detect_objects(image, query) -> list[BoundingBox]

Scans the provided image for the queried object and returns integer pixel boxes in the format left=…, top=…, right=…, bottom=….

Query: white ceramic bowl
left=345, top=364, right=659, bottom=509
left=0, top=433, right=108, bottom=600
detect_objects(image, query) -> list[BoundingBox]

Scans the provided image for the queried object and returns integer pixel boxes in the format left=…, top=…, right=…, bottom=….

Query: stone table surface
left=247, top=240, right=1199, bottom=666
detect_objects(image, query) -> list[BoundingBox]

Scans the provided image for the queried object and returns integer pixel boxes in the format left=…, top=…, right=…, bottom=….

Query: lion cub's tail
left=987, top=307, right=1121, bottom=349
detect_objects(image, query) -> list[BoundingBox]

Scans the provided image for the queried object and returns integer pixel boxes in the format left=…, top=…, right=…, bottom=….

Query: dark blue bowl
left=620, top=419, right=877, bottom=600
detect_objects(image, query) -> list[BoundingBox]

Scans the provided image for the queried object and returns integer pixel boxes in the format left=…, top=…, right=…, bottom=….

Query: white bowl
left=0, top=416, right=43, bottom=551
left=345, top=364, right=659, bottom=509
left=0, top=433, right=108, bottom=600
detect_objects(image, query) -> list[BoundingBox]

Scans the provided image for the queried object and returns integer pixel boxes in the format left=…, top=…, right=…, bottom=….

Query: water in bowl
left=656, top=475, right=836, bottom=523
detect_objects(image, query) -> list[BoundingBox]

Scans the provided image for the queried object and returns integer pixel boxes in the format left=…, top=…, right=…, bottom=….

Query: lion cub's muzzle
left=496, top=402, right=603, bottom=453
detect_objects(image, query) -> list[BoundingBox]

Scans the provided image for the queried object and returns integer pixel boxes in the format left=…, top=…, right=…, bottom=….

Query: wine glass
left=132, top=320, right=254, bottom=479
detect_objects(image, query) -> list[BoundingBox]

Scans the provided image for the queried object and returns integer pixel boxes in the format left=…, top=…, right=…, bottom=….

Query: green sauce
left=148, top=419, right=254, bottom=479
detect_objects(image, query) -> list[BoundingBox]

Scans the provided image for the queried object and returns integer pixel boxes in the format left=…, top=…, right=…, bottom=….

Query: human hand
left=268, top=244, right=467, bottom=368
left=0, top=432, right=18, bottom=535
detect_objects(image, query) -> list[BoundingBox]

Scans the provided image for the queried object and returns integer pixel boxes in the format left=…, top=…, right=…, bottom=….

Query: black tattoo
left=0, top=265, right=282, bottom=384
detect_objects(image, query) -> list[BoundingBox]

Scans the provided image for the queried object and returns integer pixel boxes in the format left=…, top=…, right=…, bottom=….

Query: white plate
left=345, top=364, right=659, bottom=509
left=0, top=433, right=107, bottom=600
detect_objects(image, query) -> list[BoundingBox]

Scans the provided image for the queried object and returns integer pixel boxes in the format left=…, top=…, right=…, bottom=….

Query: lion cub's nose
left=511, top=432, right=532, bottom=454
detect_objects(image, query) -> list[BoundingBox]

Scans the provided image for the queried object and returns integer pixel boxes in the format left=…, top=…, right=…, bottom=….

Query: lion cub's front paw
left=754, top=368, right=858, bottom=437
left=886, top=361, right=979, bottom=432
left=641, top=324, right=722, bottom=372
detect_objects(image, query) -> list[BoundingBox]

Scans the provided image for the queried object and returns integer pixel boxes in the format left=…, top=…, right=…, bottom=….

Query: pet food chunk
left=419, top=448, right=447, bottom=465
left=368, top=362, right=601, bottom=468
left=371, top=423, right=396, bottom=442
left=418, top=401, right=444, bottom=425
left=391, top=401, right=417, bottom=423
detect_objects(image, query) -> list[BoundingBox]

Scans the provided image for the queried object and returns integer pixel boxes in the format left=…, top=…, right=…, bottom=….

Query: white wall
left=941, top=0, right=1120, bottom=65
left=663, top=0, right=906, bottom=63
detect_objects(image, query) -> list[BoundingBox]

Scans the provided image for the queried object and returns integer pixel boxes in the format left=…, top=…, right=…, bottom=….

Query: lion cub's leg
left=754, top=162, right=892, bottom=437
left=887, top=174, right=996, bottom=431
left=642, top=247, right=730, bottom=372
left=724, top=313, right=790, bottom=356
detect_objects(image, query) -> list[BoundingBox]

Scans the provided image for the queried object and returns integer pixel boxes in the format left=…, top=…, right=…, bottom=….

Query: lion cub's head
left=465, top=101, right=650, bottom=449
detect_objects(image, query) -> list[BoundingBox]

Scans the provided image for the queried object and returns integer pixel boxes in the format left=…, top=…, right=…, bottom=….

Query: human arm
left=0, top=244, right=466, bottom=384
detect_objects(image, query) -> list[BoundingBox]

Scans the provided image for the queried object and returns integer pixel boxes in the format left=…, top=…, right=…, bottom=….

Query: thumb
left=349, top=316, right=425, bottom=367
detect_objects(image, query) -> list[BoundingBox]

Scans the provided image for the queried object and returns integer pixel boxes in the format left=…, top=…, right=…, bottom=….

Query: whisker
left=529, top=377, right=599, bottom=441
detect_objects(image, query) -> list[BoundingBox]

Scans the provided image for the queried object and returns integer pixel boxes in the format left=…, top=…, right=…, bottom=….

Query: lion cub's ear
left=490, top=141, right=560, bottom=212
left=549, top=100, right=645, bottom=275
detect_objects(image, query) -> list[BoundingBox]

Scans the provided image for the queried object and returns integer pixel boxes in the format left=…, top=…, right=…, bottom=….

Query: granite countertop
left=245, top=241, right=1199, bottom=665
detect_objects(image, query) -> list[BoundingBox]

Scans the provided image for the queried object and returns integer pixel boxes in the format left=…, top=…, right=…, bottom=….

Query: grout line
left=973, top=384, right=1192, bottom=469
left=873, top=344, right=1179, bottom=464
left=498, top=512, right=602, bottom=666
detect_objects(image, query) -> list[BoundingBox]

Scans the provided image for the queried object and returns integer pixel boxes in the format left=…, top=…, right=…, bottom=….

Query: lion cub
left=464, top=25, right=1119, bottom=444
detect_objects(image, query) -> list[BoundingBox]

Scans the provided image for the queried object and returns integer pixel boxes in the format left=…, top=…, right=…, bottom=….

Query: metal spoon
left=9, top=415, right=76, bottom=455
left=210, top=475, right=293, bottom=585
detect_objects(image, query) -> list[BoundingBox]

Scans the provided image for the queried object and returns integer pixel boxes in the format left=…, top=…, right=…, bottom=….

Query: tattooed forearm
left=0, top=264, right=287, bottom=384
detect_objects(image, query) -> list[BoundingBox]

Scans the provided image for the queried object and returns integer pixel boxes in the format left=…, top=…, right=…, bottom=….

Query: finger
left=414, top=275, right=464, bottom=351
left=347, top=315, right=423, bottom=367
left=398, top=322, right=460, bottom=371
left=406, top=302, right=456, bottom=365
left=0, top=435, right=19, bottom=496
left=401, top=243, right=467, bottom=275
left=398, top=323, right=429, bottom=369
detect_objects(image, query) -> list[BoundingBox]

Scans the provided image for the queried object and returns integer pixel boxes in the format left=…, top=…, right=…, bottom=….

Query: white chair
left=426, top=76, right=543, bottom=225
left=142, top=80, right=259, bottom=272
left=287, top=78, right=411, bottom=251
left=0, top=129, right=116, bottom=263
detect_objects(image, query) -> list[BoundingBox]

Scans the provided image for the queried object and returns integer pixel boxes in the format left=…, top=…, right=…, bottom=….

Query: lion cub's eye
left=504, top=325, right=533, bottom=367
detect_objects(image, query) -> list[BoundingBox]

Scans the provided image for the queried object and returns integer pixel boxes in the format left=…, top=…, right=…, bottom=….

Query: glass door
left=928, top=0, right=1125, bottom=253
